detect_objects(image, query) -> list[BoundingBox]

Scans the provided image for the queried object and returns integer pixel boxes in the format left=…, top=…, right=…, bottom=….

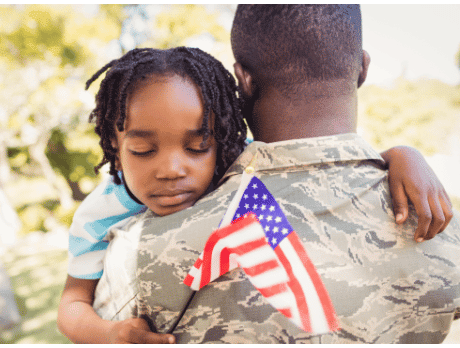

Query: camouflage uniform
left=94, top=133, right=460, bottom=343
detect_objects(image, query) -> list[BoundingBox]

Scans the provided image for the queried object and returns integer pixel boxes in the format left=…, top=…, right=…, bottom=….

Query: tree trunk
left=29, top=135, right=74, bottom=210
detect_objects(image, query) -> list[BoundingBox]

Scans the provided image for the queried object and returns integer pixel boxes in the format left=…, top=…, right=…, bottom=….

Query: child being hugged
left=57, top=46, right=452, bottom=344
left=57, top=46, right=247, bottom=344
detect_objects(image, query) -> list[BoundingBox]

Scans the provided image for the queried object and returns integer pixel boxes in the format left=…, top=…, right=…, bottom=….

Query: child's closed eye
left=129, top=149, right=156, bottom=157
left=187, top=147, right=210, bottom=154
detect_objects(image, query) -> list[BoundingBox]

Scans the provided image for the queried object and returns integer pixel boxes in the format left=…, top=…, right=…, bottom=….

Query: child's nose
left=154, top=152, right=187, bottom=180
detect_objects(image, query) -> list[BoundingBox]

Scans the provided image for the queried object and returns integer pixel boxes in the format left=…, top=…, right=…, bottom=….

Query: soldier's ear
left=234, top=62, right=256, bottom=97
left=358, top=50, right=370, bottom=88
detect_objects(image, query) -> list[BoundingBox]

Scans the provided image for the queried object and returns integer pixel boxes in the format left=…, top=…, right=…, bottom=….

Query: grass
left=0, top=237, right=71, bottom=344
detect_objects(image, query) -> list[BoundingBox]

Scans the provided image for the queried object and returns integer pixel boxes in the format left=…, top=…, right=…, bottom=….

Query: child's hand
left=381, top=146, right=453, bottom=242
left=109, top=318, right=175, bottom=344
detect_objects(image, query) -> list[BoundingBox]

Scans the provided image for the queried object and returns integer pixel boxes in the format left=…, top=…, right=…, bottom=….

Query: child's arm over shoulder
left=57, top=275, right=174, bottom=343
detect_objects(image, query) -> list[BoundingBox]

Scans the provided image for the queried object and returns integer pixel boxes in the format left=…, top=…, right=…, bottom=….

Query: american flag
left=184, top=172, right=339, bottom=334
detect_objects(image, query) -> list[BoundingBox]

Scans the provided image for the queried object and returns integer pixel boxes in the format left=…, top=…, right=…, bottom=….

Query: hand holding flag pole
left=184, top=153, right=340, bottom=334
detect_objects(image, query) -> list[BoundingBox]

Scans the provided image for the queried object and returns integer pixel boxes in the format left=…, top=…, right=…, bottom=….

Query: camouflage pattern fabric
left=94, top=133, right=460, bottom=343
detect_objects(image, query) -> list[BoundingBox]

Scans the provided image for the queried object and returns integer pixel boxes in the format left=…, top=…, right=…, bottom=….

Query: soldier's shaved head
left=231, top=5, right=363, bottom=96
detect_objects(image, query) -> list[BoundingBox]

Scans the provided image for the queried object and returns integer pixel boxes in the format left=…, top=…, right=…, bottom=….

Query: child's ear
left=234, top=62, right=256, bottom=97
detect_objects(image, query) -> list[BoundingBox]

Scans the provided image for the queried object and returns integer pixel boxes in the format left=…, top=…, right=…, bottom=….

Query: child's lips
left=151, top=190, right=194, bottom=207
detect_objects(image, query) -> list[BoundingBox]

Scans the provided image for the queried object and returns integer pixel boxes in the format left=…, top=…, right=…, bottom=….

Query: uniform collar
left=220, top=133, right=384, bottom=183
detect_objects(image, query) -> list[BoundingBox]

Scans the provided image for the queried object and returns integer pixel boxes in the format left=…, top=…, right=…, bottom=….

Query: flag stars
left=269, top=206, right=275, bottom=212
left=262, top=194, right=268, bottom=200
left=275, top=217, right=282, bottom=223
left=266, top=216, right=273, bottom=222
left=271, top=237, right=277, bottom=245
left=243, top=194, right=248, bottom=199
left=253, top=194, right=258, bottom=199
left=258, top=215, right=264, bottom=220
left=273, top=226, right=279, bottom=233
left=265, top=225, right=270, bottom=232
left=253, top=204, right=258, bottom=210
left=261, top=205, right=266, bottom=211
left=244, top=203, right=249, bottom=209
left=252, top=183, right=258, bottom=189
left=282, top=228, right=289, bottom=235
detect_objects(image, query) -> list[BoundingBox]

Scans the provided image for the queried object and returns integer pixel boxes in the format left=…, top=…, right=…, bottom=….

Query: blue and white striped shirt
left=67, top=174, right=146, bottom=279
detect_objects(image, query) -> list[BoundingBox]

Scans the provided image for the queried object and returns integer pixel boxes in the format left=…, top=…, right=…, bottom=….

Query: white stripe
left=68, top=249, right=107, bottom=277
left=248, top=267, right=289, bottom=289
left=279, top=239, right=329, bottom=334
left=208, top=223, right=265, bottom=282
left=237, top=245, right=278, bottom=269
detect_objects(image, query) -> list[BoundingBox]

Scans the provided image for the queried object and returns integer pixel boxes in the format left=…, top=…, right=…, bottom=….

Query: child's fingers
left=116, top=318, right=175, bottom=343
left=389, top=180, right=409, bottom=225
left=438, top=191, right=453, bottom=233
left=131, top=330, right=175, bottom=344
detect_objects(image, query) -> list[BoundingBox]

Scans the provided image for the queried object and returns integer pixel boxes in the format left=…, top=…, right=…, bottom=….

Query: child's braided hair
left=86, top=47, right=247, bottom=185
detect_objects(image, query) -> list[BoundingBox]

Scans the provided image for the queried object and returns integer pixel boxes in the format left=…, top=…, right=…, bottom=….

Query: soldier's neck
left=251, top=81, right=358, bottom=143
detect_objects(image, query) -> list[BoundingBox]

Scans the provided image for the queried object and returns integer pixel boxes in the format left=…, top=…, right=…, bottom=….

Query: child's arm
left=57, top=275, right=175, bottom=344
left=380, top=146, right=453, bottom=242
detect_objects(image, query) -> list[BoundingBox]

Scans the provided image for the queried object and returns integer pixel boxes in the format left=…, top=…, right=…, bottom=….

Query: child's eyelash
left=129, top=150, right=155, bottom=157
left=187, top=148, right=210, bottom=154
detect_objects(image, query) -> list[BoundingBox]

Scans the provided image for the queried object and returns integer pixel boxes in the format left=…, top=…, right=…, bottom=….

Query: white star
left=253, top=194, right=258, bottom=199
left=236, top=214, right=241, bottom=218
left=244, top=203, right=249, bottom=209
left=243, top=194, right=248, bottom=199
left=281, top=228, right=288, bottom=235
left=252, top=183, right=258, bottom=189
left=261, top=205, right=266, bottom=211
left=271, top=237, right=277, bottom=245
left=262, top=194, right=268, bottom=200
left=269, top=206, right=275, bottom=212
left=273, top=226, right=279, bottom=233
left=265, top=225, right=270, bottom=232
left=266, top=215, right=273, bottom=222
left=253, top=204, right=258, bottom=209
left=258, top=214, right=264, bottom=220
left=275, top=217, right=282, bottom=223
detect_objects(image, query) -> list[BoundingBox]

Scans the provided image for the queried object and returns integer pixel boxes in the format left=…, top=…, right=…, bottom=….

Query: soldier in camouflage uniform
left=94, top=4, right=460, bottom=343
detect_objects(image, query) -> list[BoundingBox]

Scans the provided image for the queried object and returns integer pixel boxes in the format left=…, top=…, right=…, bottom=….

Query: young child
left=58, top=46, right=451, bottom=344
left=57, top=46, right=247, bottom=344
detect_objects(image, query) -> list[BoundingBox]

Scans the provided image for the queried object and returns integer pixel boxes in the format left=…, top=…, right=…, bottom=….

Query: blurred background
left=0, top=4, right=459, bottom=344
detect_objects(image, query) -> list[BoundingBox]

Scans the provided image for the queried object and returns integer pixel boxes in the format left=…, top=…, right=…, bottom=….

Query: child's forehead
left=122, top=74, right=212, bottom=133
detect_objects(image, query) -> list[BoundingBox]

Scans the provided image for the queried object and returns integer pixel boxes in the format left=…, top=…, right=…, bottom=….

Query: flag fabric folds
left=184, top=172, right=340, bottom=334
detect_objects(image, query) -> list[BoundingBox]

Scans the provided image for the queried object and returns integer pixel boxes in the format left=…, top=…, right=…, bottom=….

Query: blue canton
left=232, top=176, right=294, bottom=249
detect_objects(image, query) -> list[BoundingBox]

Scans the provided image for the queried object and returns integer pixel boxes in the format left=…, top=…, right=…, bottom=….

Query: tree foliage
left=358, top=78, right=460, bottom=156
left=0, top=4, right=236, bottom=234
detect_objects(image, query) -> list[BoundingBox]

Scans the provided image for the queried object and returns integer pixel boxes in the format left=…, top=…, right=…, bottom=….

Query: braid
left=86, top=46, right=247, bottom=186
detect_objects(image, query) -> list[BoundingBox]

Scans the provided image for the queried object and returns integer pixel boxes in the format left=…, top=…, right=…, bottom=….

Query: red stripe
left=278, top=307, right=293, bottom=319
left=220, top=247, right=230, bottom=276
left=274, top=243, right=312, bottom=332
left=195, top=257, right=203, bottom=269
left=287, top=232, right=340, bottom=331
left=230, top=237, right=266, bottom=256
left=244, top=259, right=280, bottom=277
left=258, top=282, right=289, bottom=298
left=200, top=214, right=260, bottom=289
left=183, top=274, right=194, bottom=287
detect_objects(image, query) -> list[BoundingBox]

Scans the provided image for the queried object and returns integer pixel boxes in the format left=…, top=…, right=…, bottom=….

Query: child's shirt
left=67, top=174, right=146, bottom=279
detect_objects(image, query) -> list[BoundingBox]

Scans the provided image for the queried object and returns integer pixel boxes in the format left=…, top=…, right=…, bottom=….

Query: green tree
left=0, top=5, right=126, bottom=233
left=0, top=4, right=236, bottom=234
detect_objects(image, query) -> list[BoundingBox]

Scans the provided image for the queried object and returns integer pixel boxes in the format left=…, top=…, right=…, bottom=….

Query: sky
left=361, top=4, right=460, bottom=86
